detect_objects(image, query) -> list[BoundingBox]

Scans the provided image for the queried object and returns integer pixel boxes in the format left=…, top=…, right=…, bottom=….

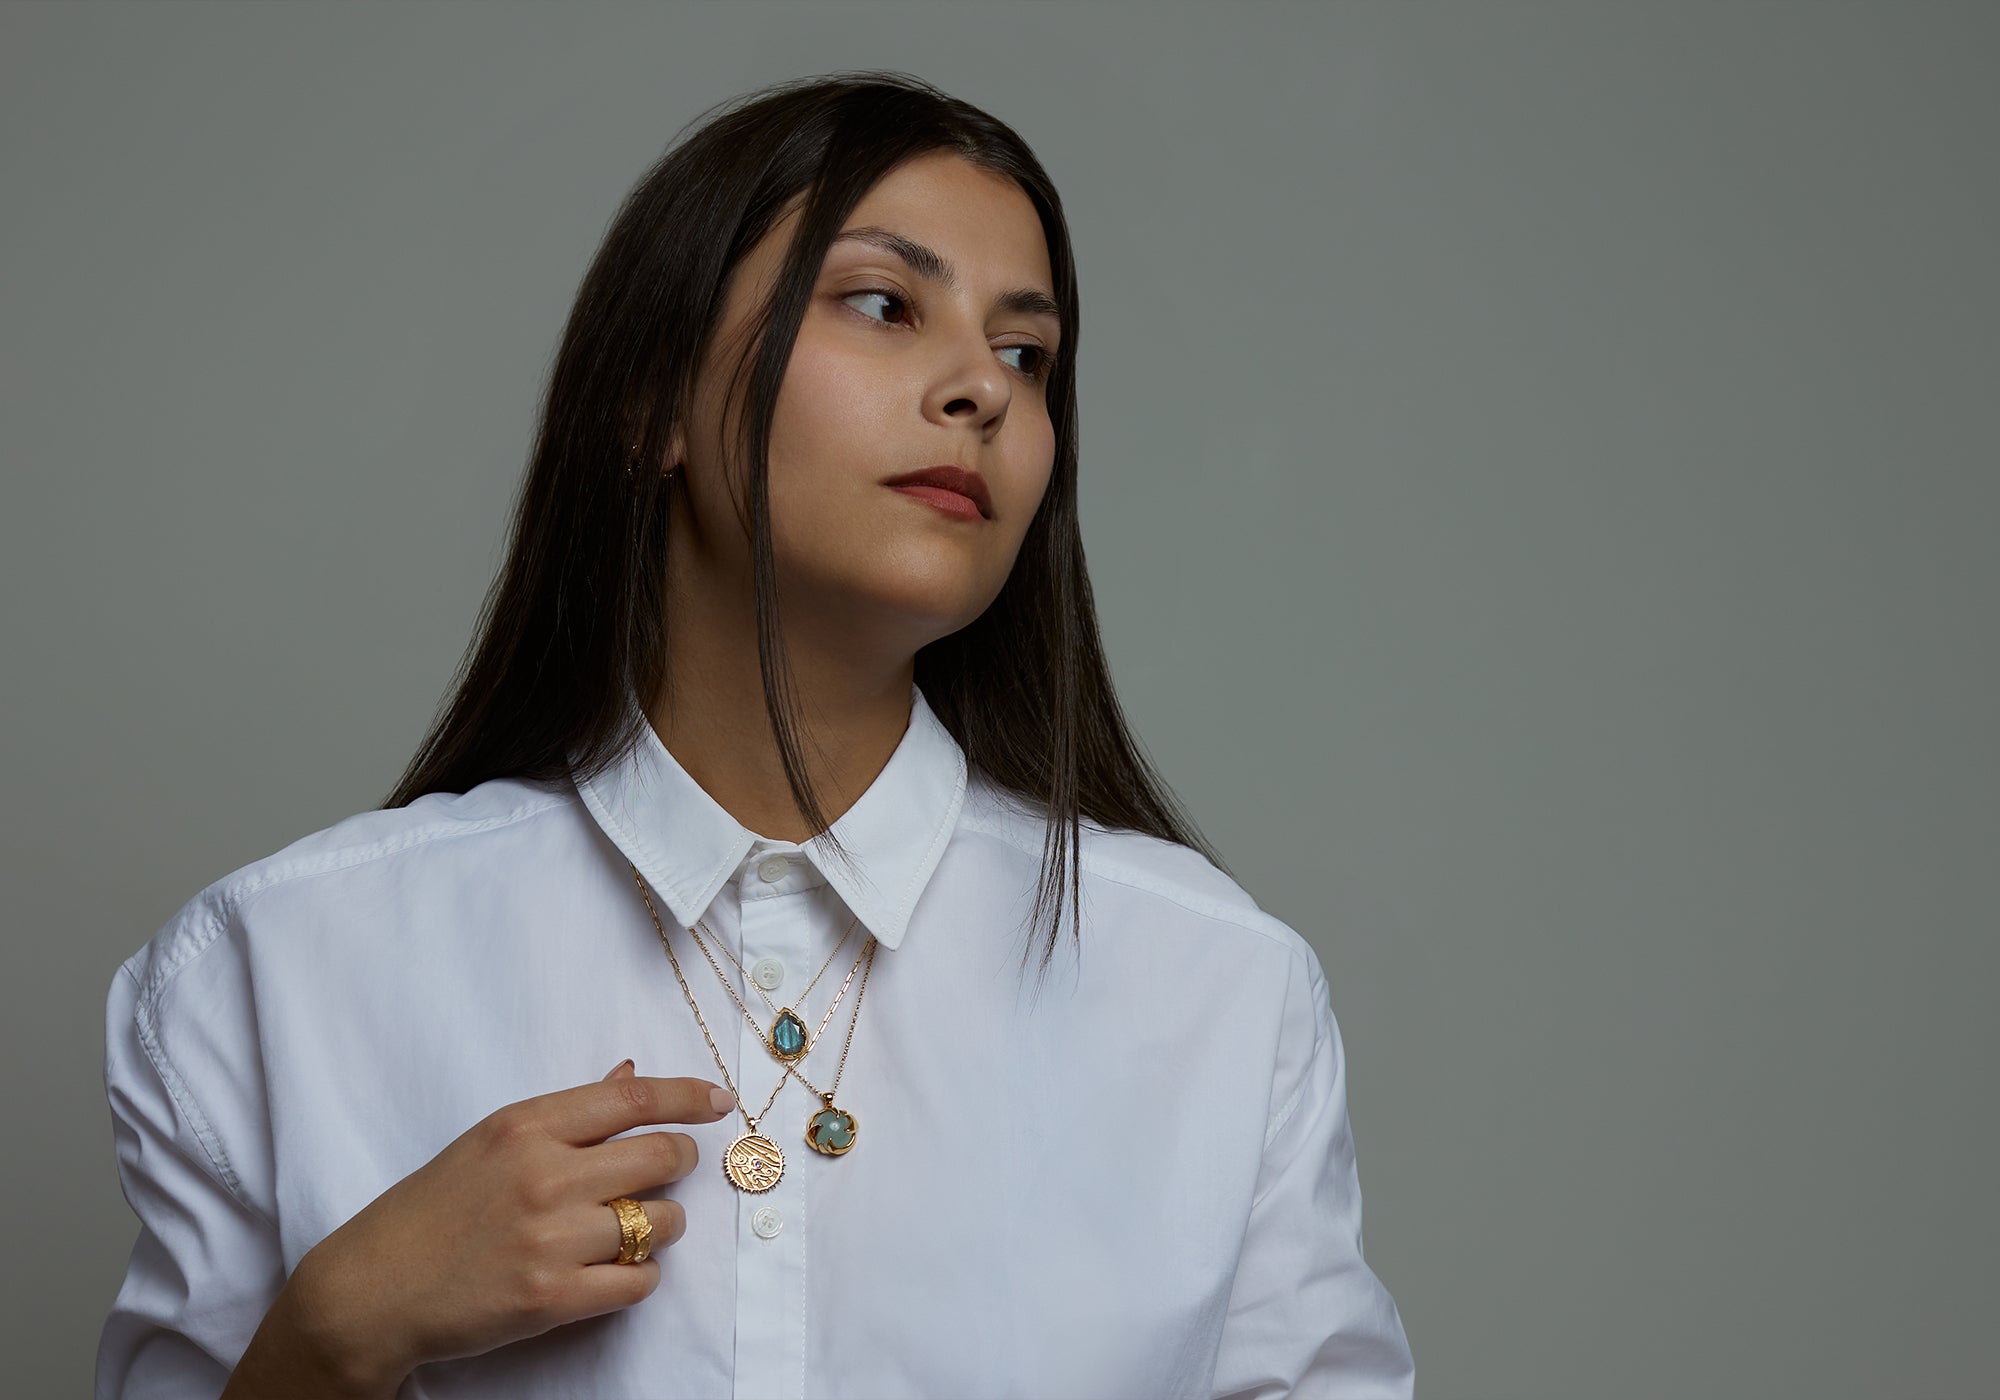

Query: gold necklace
left=628, top=862, right=878, bottom=1193
left=685, top=917, right=873, bottom=1158
left=698, top=907, right=859, bottom=1064
left=621, top=856, right=868, bottom=1072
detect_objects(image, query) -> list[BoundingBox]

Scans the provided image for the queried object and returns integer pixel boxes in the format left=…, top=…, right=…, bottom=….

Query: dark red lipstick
left=882, top=464, right=992, bottom=521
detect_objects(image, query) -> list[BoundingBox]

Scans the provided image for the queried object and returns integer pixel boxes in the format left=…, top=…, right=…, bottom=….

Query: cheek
left=769, top=331, right=893, bottom=477
left=1027, top=420, right=1058, bottom=489
left=1010, top=420, right=1059, bottom=525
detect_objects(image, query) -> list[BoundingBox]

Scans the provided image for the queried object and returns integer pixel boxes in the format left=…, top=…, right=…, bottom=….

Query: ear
left=618, top=405, right=680, bottom=470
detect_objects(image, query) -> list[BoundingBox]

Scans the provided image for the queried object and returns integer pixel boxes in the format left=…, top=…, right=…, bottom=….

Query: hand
left=292, top=1061, right=737, bottom=1386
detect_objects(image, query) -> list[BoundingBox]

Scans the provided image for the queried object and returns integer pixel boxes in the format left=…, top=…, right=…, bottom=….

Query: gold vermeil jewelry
left=629, top=864, right=789, bottom=1192
left=710, top=927, right=872, bottom=1156
left=701, top=910, right=861, bottom=1063
left=627, top=862, right=879, bottom=1189
left=624, top=439, right=680, bottom=481
left=609, top=1195, right=654, bottom=1263
left=684, top=918, right=875, bottom=1160
left=699, top=907, right=859, bottom=1064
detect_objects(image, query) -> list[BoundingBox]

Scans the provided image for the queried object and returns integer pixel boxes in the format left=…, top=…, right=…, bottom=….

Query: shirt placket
left=731, top=843, right=811, bottom=1400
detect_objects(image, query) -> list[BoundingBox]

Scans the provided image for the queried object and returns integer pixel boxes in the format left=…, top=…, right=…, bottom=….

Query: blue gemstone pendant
left=769, top=1008, right=809, bottom=1061
left=807, top=1098, right=858, bottom=1156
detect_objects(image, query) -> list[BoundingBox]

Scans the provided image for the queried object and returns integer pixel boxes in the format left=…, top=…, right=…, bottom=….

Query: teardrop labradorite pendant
left=769, top=1008, right=809, bottom=1061
left=806, top=1098, right=858, bottom=1156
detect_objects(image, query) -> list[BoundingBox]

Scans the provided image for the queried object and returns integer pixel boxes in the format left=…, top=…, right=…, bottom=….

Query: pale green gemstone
left=811, top=1109, right=854, bottom=1151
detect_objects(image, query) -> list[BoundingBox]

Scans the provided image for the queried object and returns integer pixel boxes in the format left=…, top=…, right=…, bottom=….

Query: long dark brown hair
left=381, top=70, right=1232, bottom=990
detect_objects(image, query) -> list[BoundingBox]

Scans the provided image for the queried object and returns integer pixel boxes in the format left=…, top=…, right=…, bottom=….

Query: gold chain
left=712, top=905, right=861, bottom=1019
left=627, top=860, right=878, bottom=1123
left=686, top=918, right=877, bottom=1105
left=629, top=864, right=786, bottom=1131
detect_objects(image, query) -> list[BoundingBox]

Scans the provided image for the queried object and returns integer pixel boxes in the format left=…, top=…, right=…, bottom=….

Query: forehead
left=832, top=153, right=1052, bottom=290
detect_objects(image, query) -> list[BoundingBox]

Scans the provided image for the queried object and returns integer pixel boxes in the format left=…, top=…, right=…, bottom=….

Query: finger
left=567, top=1253, right=663, bottom=1321
left=612, top=1200, right=684, bottom=1264
left=583, top=1130, right=700, bottom=1198
left=527, top=1074, right=734, bottom=1146
left=580, top=1192, right=688, bottom=1272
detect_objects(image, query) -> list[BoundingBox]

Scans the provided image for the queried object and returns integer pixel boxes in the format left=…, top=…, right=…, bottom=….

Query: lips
left=881, top=464, right=992, bottom=520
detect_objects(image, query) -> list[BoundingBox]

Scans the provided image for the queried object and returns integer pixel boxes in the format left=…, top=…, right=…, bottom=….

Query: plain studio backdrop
left=5, top=3, right=1995, bottom=1397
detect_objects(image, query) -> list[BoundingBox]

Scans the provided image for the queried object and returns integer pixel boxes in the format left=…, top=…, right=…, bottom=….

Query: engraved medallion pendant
left=807, top=1102, right=858, bottom=1156
left=723, top=1132, right=786, bottom=1192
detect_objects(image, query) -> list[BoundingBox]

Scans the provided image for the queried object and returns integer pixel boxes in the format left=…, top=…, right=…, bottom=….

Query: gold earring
left=624, top=446, right=680, bottom=484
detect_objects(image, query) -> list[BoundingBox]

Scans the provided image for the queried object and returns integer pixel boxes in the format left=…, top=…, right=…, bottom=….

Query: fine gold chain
left=765, top=910, right=861, bottom=1010
left=687, top=918, right=877, bottom=1106
left=620, top=852, right=872, bottom=1064
left=628, top=865, right=787, bottom=1132
left=627, top=861, right=878, bottom=1125
left=712, top=908, right=860, bottom=1020
left=692, top=917, right=868, bottom=1061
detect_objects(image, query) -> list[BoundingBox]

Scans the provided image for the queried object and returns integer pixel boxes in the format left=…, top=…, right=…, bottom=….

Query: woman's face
left=667, top=151, right=1062, bottom=655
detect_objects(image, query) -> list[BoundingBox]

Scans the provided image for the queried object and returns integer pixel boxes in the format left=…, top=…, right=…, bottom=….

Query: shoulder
left=956, top=771, right=1336, bottom=1133
left=120, top=775, right=575, bottom=1000
left=955, top=769, right=1324, bottom=979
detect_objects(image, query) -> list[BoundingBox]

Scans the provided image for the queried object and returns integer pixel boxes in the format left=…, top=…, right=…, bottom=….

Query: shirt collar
left=572, top=680, right=968, bottom=952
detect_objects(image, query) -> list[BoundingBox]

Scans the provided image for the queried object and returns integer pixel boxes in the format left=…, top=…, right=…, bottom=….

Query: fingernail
left=607, top=1058, right=634, bottom=1078
left=709, top=1086, right=736, bottom=1114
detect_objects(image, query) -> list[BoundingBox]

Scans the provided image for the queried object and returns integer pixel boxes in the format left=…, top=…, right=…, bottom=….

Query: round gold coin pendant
left=723, top=1132, right=785, bottom=1192
left=806, top=1101, right=858, bottom=1156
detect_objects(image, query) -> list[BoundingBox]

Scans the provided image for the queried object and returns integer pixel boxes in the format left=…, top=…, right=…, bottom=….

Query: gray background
left=6, top=2, right=1994, bottom=1396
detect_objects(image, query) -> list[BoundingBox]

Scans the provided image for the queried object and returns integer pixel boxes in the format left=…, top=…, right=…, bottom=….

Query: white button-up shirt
left=98, top=682, right=1414, bottom=1398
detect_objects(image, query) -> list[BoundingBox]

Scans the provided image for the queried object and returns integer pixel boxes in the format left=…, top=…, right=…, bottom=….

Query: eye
left=836, top=288, right=916, bottom=328
left=999, top=343, right=1059, bottom=383
left=843, top=287, right=912, bottom=325
left=840, top=287, right=1059, bottom=385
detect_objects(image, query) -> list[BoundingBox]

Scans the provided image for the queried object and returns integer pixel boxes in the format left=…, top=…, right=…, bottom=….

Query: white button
left=757, top=856, right=789, bottom=883
left=751, top=956, right=785, bottom=990
left=752, top=1206, right=783, bottom=1239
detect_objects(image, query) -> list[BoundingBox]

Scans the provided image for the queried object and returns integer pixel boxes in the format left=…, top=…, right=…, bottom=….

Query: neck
left=646, top=540, right=917, bottom=845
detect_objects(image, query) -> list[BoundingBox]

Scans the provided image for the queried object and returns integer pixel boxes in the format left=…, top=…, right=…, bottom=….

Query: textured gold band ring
left=607, top=1196, right=654, bottom=1264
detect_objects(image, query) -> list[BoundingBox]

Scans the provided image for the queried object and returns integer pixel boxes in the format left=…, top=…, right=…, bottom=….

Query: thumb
left=603, top=1058, right=635, bottom=1080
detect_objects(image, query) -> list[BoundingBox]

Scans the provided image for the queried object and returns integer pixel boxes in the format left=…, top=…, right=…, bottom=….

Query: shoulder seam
left=125, top=950, right=269, bottom=1220
left=124, top=789, right=574, bottom=1220
left=147, top=791, right=575, bottom=989
left=1263, top=987, right=1335, bottom=1152
left=956, top=799, right=1330, bottom=1155
left=955, top=806, right=1300, bottom=956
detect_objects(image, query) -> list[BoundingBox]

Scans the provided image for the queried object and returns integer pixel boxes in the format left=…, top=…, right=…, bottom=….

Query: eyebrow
left=829, top=225, right=1063, bottom=334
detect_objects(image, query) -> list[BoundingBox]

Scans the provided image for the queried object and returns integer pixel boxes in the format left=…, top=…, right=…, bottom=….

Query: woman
left=97, top=71, right=1415, bottom=1399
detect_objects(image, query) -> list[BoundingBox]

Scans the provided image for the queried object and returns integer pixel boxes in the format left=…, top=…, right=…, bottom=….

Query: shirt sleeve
left=1210, top=942, right=1416, bottom=1399
left=96, top=935, right=289, bottom=1400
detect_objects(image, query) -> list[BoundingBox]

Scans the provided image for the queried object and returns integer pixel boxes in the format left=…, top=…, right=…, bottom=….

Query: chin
left=824, top=565, right=993, bottom=629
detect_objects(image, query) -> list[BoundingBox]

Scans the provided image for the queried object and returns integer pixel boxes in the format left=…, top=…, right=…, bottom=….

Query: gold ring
left=607, top=1196, right=653, bottom=1264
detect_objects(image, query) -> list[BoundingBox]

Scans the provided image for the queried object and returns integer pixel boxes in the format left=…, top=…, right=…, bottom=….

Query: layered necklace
left=628, top=860, right=877, bottom=1193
